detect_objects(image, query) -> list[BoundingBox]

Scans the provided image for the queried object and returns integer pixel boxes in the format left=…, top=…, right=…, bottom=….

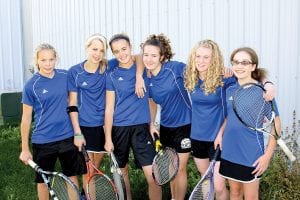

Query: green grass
left=0, top=119, right=299, bottom=199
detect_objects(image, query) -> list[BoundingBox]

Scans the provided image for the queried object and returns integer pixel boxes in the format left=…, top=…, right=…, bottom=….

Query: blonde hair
left=34, top=43, right=57, bottom=71
left=85, top=33, right=108, bottom=74
left=184, top=39, right=224, bottom=94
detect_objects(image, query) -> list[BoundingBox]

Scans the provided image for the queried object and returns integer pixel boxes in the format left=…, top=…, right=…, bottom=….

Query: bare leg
left=37, top=183, right=49, bottom=200
left=121, top=164, right=132, bottom=200
left=142, top=165, right=162, bottom=200
left=170, top=152, right=190, bottom=200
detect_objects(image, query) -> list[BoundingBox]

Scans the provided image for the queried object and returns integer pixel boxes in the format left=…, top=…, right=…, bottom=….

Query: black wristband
left=67, top=106, right=78, bottom=113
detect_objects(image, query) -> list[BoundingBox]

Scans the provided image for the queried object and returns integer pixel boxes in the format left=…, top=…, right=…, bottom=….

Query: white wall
left=17, top=0, right=300, bottom=128
left=0, top=0, right=24, bottom=92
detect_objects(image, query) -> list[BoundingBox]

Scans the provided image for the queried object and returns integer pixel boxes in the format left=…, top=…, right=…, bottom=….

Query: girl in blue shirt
left=184, top=39, right=232, bottom=200
left=141, top=34, right=191, bottom=200
left=219, top=47, right=278, bottom=200
left=19, top=43, right=86, bottom=199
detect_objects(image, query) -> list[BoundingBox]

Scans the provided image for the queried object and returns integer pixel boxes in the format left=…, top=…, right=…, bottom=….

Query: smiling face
left=37, top=49, right=56, bottom=77
left=111, top=39, right=133, bottom=67
left=232, top=51, right=256, bottom=82
left=86, top=39, right=105, bottom=64
left=142, top=45, right=162, bottom=75
left=194, top=46, right=212, bottom=78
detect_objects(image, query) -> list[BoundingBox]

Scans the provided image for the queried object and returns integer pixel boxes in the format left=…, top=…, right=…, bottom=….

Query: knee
left=214, top=183, right=227, bottom=194
left=230, top=189, right=243, bottom=199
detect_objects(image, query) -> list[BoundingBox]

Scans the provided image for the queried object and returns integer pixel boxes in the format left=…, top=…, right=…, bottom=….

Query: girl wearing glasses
left=219, top=47, right=279, bottom=200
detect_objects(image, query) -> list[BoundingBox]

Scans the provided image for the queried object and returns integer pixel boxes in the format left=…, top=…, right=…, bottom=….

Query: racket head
left=49, top=173, right=81, bottom=200
left=233, top=83, right=274, bottom=131
left=27, top=160, right=81, bottom=200
left=87, top=173, right=118, bottom=200
left=152, top=147, right=179, bottom=185
left=189, top=146, right=220, bottom=200
left=110, top=152, right=127, bottom=200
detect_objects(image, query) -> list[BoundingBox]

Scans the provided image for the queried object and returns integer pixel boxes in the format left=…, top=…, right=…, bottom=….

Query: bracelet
left=263, top=81, right=274, bottom=87
left=74, top=133, right=84, bottom=139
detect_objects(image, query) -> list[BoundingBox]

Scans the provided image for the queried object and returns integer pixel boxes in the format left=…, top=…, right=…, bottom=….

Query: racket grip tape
left=277, top=138, right=296, bottom=162
left=153, top=133, right=162, bottom=152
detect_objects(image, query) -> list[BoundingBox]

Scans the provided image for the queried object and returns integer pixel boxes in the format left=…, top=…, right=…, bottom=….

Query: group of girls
left=19, top=32, right=278, bottom=200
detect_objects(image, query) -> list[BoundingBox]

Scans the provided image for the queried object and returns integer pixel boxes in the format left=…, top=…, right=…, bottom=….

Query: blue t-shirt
left=221, top=82, right=279, bottom=167
left=22, top=69, right=73, bottom=144
left=67, top=61, right=107, bottom=126
left=149, top=61, right=191, bottom=127
left=106, top=64, right=150, bottom=126
left=190, top=77, right=236, bottom=141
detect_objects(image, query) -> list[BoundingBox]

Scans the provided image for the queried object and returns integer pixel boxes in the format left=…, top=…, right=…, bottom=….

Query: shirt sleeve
left=67, top=68, right=77, bottom=92
left=106, top=72, right=115, bottom=91
left=108, top=58, right=119, bottom=73
left=22, top=83, right=34, bottom=106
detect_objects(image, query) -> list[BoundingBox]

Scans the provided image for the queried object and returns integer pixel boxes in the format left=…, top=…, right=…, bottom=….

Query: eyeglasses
left=231, top=60, right=253, bottom=66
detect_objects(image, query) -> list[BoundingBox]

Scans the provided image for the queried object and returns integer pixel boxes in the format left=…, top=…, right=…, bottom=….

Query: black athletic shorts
left=32, top=137, right=87, bottom=183
left=80, top=126, right=105, bottom=152
left=191, top=139, right=221, bottom=161
left=112, top=123, right=156, bottom=168
left=160, top=124, right=191, bottom=153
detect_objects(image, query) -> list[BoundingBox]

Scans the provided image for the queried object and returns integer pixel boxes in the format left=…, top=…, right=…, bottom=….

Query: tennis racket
left=233, top=83, right=296, bottom=161
left=82, top=146, right=118, bottom=200
left=110, top=152, right=127, bottom=200
left=189, top=146, right=220, bottom=200
left=27, top=159, right=81, bottom=200
left=152, top=133, right=179, bottom=185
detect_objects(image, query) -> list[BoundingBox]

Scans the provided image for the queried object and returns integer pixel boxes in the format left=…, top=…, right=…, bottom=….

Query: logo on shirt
left=118, top=77, right=124, bottom=81
left=42, top=89, right=48, bottom=94
left=82, top=81, right=88, bottom=86
left=228, top=96, right=233, bottom=101
left=149, top=83, right=153, bottom=87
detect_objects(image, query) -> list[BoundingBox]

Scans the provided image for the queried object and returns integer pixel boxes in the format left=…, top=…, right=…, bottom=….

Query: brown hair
left=230, top=47, right=267, bottom=82
left=140, top=33, right=174, bottom=63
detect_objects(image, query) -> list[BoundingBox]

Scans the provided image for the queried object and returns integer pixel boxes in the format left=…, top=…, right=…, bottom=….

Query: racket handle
left=153, top=133, right=162, bottom=152
left=27, top=159, right=37, bottom=168
left=277, top=138, right=296, bottom=162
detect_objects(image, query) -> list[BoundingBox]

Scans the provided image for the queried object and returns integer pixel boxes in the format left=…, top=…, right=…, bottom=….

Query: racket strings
left=234, top=85, right=272, bottom=129
left=88, top=174, right=117, bottom=200
left=50, top=175, right=77, bottom=200
left=190, top=177, right=212, bottom=200
left=153, top=148, right=179, bottom=185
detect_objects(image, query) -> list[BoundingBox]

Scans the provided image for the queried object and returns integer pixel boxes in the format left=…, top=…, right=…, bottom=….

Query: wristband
left=74, top=133, right=84, bottom=139
left=67, top=106, right=78, bottom=113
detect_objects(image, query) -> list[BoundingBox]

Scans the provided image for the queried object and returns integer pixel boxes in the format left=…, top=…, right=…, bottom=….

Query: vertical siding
left=0, top=0, right=24, bottom=92
left=23, top=0, right=300, bottom=128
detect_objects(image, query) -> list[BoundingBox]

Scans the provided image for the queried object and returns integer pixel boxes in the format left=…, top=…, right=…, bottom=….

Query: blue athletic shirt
left=22, top=69, right=73, bottom=144
left=221, top=82, right=279, bottom=167
left=190, top=77, right=236, bottom=141
left=149, top=61, right=191, bottom=127
left=68, top=61, right=107, bottom=126
left=106, top=64, right=150, bottom=126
